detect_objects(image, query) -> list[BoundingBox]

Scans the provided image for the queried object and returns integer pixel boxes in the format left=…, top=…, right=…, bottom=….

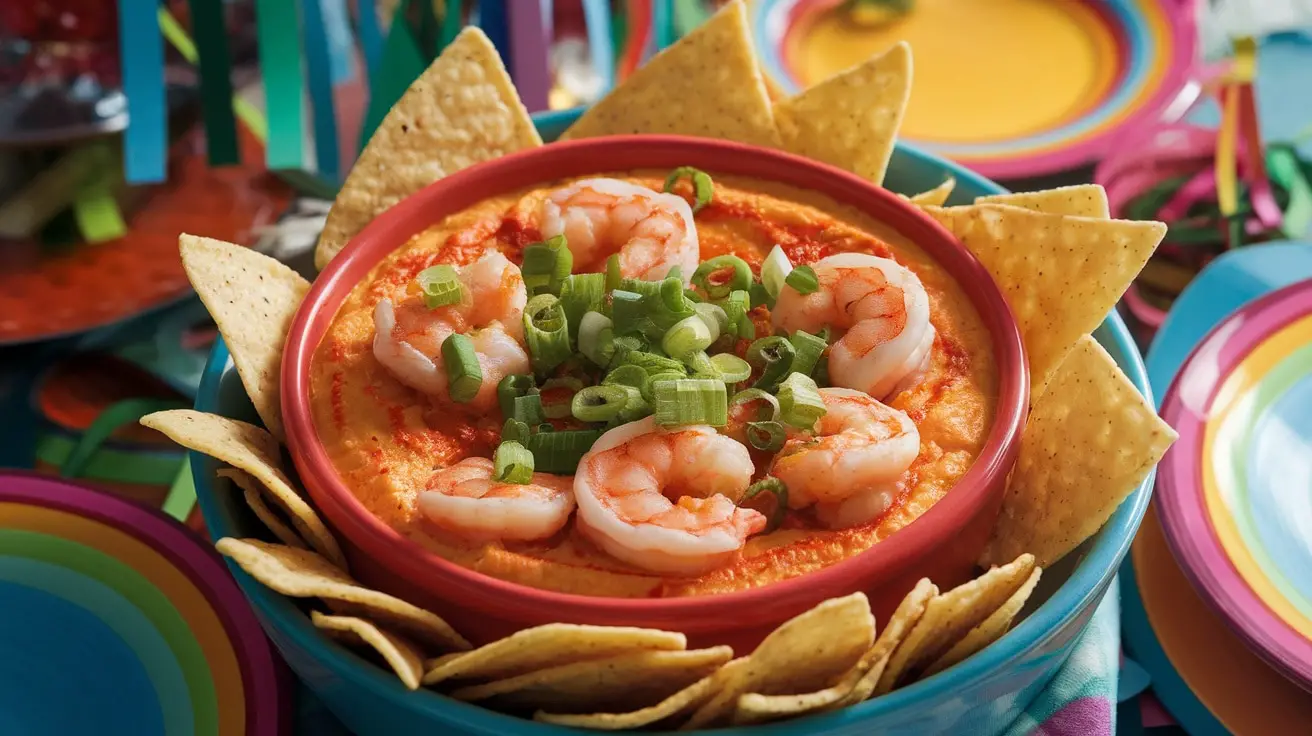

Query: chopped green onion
left=663, top=166, right=714, bottom=213
left=440, top=333, right=482, bottom=403
left=746, top=336, right=796, bottom=391
left=521, top=235, right=573, bottom=294
left=571, top=385, right=629, bottom=422
left=642, top=371, right=687, bottom=402
left=513, top=393, right=545, bottom=425
left=684, top=350, right=719, bottom=378
left=578, top=311, right=614, bottom=367
left=739, top=477, right=788, bottom=532
left=710, top=353, right=752, bottom=383
left=623, top=350, right=686, bottom=376
left=619, top=278, right=663, bottom=299
left=684, top=288, right=704, bottom=303
left=501, top=418, right=531, bottom=446
left=666, top=265, right=682, bottom=282
left=605, top=254, right=623, bottom=293
left=746, top=421, right=786, bottom=453
left=692, top=255, right=752, bottom=300
left=610, top=289, right=650, bottom=337
left=493, top=441, right=534, bottom=484
left=602, top=364, right=648, bottom=389
left=737, top=310, right=758, bottom=340
left=540, top=377, right=583, bottom=419
left=608, top=334, right=649, bottom=367
left=415, top=265, right=464, bottom=308
left=719, top=290, right=752, bottom=340
left=789, top=329, right=828, bottom=378
left=778, top=372, right=826, bottom=430
left=815, top=326, right=831, bottom=344
left=497, top=374, right=537, bottom=419
left=652, top=379, right=728, bottom=427
left=785, top=265, right=819, bottom=295
left=813, top=354, right=831, bottom=387
left=537, top=423, right=555, bottom=433
left=661, top=314, right=715, bottom=358
left=760, top=245, right=793, bottom=299
left=528, top=429, right=603, bottom=473
left=524, top=294, right=573, bottom=373
left=615, top=385, right=651, bottom=422
left=730, top=388, right=781, bottom=422
left=749, top=281, right=774, bottom=310
left=693, top=302, right=727, bottom=342
left=559, top=273, right=606, bottom=340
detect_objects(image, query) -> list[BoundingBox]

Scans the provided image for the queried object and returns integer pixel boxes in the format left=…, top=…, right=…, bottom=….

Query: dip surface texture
left=310, top=172, right=997, bottom=597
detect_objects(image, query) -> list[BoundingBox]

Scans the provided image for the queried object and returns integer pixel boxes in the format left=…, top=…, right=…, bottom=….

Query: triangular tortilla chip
left=907, top=177, right=955, bottom=207
left=315, top=27, right=541, bottom=270
left=180, top=235, right=309, bottom=441
left=773, top=42, right=911, bottom=186
left=981, top=337, right=1177, bottom=568
left=923, top=205, right=1166, bottom=396
left=560, top=1, right=779, bottom=147
left=219, top=468, right=307, bottom=549
left=534, top=669, right=721, bottom=730
left=923, top=567, right=1042, bottom=676
left=976, top=184, right=1109, bottom=219
left=312, top=611, right=426, bottom=690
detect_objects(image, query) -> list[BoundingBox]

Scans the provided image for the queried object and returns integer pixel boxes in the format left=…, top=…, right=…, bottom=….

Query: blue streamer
left=653, top=0, right=675, bottom=52
left=300, top=0, right=341, bottom=181
left=321, top=0, right=356, bottom=84
left=117, top=0, right=167, bottom=183
left=581, top=0, right=615, bottom=96
left=356, top=0, right=384, bottom=76
left=478, top=0, right=511, bottom=68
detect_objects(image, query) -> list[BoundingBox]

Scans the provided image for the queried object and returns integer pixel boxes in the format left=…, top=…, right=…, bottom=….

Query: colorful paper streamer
left=255, top=0, right=306, bottom=170
left=300, top=0, right=342, bottom=181
left=186, top=0, right=240, bottom=166
left=118, top=0, right=167, bottom=183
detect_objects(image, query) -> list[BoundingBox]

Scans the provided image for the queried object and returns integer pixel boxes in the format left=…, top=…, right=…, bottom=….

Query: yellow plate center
left=790, top=0, right=1117, bottom=143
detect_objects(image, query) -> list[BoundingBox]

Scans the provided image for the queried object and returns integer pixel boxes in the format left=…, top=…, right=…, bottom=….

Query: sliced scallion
left=652, top=378, right=728, bottom=427
left=602, top=364, right=648, bottom=389
left=497, top=374, right=536, bottom=419
left=777, top=372, right=827, bottom=430
left=739, top=477, right=789, bottom=532
left=662, top=166, right=714, bottom=213
left=528, top=429, right=603, bottom=473
left=415, top=265, right=464, bottom=308
left=710, top=353, right=752, bottom=383
left=615, top=385, right=651, bottom=422
left=524, top=294, right=572, bottom=373
left=813, top=354, right=831, bottom=387
left=693, top=302, right=726, bottom=343
left=440, top=333, right=482, bottom=403
left=493, top=441, right=534, bottom=484
left=501, top=418, right=531, bottom=446
left=749, top=281, right=774, bottom=310
left=513, top=393, right=546, bottom=425
left=578, top=311, right=615, bottom=367
left=784, top=265, right=819, bottom=295
left=789, top=329, right=828, bottom=378
left=623, top=350, right=686, bottom=377
left=729, top=388, right=781, bottom=422
left=692, top=255, right=752, bottom=300
left=610, top=289, right=650, bottom=337
left=746, top=336, right=796, bottom=391
left=684, top=350, right=719, bottom=378
left=540, top=377, right=583, bottom=419
left=571, top=385, right=629, bottom=422
left=642, top=371, right=687, bottom=402
left=746, top=421, right=786, bottom=453
left=719, top=290, right=751, bottom=341
left=666, top=265, right=682, bottom=282
left=662, top=314, right=715, bottom=358
left=559, top=273, right=606, bottom=340
left=760, top=245, right=793, bottom=299
left=605, top=254, right=623, bottom=293
left=521, top=235, right=573, bottom=295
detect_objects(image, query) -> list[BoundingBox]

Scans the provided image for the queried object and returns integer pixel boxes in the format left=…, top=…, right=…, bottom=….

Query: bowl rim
left=279, top=134, right=1030, bottom=626
left=194, top=135, right=1157, bottom=734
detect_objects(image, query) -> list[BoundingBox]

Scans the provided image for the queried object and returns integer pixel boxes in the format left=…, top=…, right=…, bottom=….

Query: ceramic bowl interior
left=279, top=134, right=1029, bottom=643
left=192, top=108, right=1156, bottom=735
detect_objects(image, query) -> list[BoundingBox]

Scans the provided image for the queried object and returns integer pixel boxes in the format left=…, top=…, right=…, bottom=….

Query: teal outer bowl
left=192, top=108, right=1155, bottom=735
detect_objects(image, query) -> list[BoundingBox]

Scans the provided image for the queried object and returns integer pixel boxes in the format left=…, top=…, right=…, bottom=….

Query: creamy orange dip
left=310, top=172, right=997, bottom=597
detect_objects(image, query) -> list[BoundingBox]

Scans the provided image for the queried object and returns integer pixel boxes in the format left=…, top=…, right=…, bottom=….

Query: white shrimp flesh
left=419, top=457, right=575, bottom=541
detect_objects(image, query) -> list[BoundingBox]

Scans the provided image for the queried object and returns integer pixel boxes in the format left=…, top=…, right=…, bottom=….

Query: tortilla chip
left=924, top=567, right=1042, bottom=676
left=842, top=578, right=936, bottom=705
left=875, top=555, right=1036, bottom=694
left=560, top=1, right=779, bottom=147
left=761, top=66, right=787, bottom=102
left=451, top=646, right=732, bottom=713
left=982, top=336, right=1177, bottom=568
left=142, top=410, right=346, bottom=568
left=908, top=178, right=955, bottom=207
left=422, top=623, right=686, bottom=686
left=315, top=27, right=541, bottom=270
left=976, top=184, right=1110, bottom=219
left=218, top=468, right=306, bottom=549
left=216, top=538, right=471, bottom=652
left=312, top=611, right=425, bottom=690
left=534, top=669, right=722, bottom=730
left=179, top=235, right=309, bottom=441
left=773, top=42, right=911, bottom=186
left=682, top=593, right=874, bottom=729
left=922, top=205, right=1166, bottom=396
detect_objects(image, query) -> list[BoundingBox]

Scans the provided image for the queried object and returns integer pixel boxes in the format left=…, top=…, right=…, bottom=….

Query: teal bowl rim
left=194, top=116, right=1154, bottom=733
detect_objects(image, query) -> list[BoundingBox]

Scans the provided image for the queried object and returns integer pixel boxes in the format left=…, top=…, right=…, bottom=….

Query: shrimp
left=770, top=388, right=920, bottom=528
left=373, top=250, right=529, bottom=410
left=573, top=417, right=766, bottom=575
left=419, top=457, right=575, bottom=541
left=539, top=178, right=698, bottom=283
left=772, top=253, right=935, bottom=400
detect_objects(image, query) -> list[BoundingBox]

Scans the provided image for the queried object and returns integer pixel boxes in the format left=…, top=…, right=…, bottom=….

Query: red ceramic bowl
left=282, top=136, right=1029, bottom=651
